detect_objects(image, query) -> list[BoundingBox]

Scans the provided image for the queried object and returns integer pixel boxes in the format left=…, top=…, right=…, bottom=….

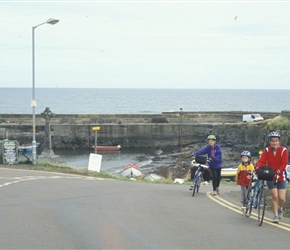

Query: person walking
left=235, top=151, right=255, bottom=207
left=256, top=131, right=288, bottom=223
left=192, top=135, right=222, bottom=196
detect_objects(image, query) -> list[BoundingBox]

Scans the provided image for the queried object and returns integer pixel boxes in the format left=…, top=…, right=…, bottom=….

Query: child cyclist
left=235, top=151, right=255, bottom=207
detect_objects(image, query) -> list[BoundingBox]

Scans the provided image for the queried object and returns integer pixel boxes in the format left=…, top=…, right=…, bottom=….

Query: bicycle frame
left=245, top=172, right=267, bottom=226
left=192, top=164, right=203, bottom=196
left=191, top=162, right=210, bottom=197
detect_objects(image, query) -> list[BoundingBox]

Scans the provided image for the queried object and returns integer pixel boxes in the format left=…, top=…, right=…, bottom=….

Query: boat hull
left=121, top=167, right=142, bottom=178
left=91, top=145, right=121, bottom=151
left=221, top=167, right=237, bottom=181
left=18, top=143, right=40, bottom=153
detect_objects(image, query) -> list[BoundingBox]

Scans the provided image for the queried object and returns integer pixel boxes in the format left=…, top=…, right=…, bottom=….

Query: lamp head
left=46, top=18, right=59, bottom=25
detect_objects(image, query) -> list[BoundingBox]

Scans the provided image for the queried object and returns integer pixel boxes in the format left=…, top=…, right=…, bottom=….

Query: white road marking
left=0, top=175, right=113, bottom=188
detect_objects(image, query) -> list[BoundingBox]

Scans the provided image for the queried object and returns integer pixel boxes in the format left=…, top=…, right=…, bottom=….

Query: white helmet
left=268, top=131, right=281, bottom=138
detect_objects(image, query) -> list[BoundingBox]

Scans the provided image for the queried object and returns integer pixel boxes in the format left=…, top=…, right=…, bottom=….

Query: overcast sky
left=1, top=0, right=290, bottom=89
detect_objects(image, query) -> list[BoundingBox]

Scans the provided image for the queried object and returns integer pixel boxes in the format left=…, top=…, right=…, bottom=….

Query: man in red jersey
left=256, top=131, right=288, bottom=223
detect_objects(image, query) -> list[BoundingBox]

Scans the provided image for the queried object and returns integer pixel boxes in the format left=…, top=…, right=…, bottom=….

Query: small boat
left=144, top=173, right=164, bottom=182
left=91, top=145, right=121, bottom=151
left=121, top=164, right=142, bottom=178
left=221, top=167, right=237, bottom=181
left=18, top=143, right=41, bottom=153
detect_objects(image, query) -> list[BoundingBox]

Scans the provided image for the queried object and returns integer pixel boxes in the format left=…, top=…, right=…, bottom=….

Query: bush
left=267, top=116, right=290, bottom=131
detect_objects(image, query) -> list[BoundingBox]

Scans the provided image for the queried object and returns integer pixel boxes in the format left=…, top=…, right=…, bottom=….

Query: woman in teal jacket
left=193, top=135, right=223, bottom=196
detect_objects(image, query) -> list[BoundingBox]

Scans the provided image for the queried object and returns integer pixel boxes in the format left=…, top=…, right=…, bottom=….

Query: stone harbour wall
left=1, top=111, right=289, bottom=163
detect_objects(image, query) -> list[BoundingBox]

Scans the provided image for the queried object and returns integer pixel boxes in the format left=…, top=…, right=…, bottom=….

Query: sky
left=1, top=0, right=290, bottom=89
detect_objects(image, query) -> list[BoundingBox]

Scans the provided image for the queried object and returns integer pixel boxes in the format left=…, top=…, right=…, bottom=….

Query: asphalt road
left=0, top=168, right=289, bottom=249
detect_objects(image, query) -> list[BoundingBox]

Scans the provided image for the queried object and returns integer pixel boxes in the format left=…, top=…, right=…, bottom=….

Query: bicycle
left=244, top=168, right=278, bottom=226
left=189, top=155, right=210, bottom=197
left=244, top=172, right=266, bottom=226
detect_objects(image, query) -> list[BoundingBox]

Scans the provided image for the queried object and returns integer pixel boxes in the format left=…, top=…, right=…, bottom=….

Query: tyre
left=245, top=189, right=253, bottom=217
left=245, top=180, right=255, bottom=217
left=192, top=172, right=199, bottom=197
left=192, top=182, right=197, bottom=196
left=196, top=183, right=200, bottom=193
left=257, top=183, right=266, bottom=226
left=196, top=173, right=201, bottom=193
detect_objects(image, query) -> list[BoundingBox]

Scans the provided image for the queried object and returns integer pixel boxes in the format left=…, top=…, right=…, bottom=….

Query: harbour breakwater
left=0, top=111, right=289, bottom=163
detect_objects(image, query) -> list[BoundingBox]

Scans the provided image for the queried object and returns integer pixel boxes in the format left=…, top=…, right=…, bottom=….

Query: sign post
left=92, top=126, right=100, bottom=154
left=89, top=126, right=102, bottom=172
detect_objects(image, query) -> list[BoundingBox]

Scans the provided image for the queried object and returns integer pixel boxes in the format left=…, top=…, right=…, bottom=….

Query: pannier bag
left=190, top=166, right=211, bottom=181
left=190, top=166, right=204, bottom=180
left=202, top=168, right=212, bottom=182
left=195, top=155, right=207, bottom=164
left=256, top=166, right=275, bottom=181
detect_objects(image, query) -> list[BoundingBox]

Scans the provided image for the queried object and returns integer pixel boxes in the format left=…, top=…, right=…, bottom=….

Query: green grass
left=17, top=161, right=127, bottom=180
left=267, top=116, right=290, bottom=131
left=284, top=184, right=290, bottom=217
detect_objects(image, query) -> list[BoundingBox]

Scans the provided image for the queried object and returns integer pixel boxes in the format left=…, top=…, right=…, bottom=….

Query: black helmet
left=240, top=151, right=251, bottom=159
left=268, top=131, right=281, bottom=138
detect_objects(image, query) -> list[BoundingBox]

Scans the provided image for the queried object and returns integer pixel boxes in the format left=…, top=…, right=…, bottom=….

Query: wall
left=0, top=112, right=284, bottom=155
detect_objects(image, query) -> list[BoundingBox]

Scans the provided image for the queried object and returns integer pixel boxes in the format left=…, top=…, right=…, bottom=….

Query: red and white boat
left=91, top=145, right=121, bottom=151
left=121, top=163, right=142, bottom=178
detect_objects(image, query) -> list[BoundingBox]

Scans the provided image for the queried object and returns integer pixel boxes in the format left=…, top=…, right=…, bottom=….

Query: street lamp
left=32, top=18, right=59, bottom=165
left=179, top=108, right=183, bottom=178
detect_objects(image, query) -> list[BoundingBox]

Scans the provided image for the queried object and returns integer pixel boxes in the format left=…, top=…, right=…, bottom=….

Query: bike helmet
left=240, top=151, right=251, bottom=159
left=207, top=135, right=216, bottom=140
left=268, top=131, right=281, bottom=138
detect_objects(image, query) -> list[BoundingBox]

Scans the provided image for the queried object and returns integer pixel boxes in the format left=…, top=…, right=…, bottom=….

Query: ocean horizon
left=1, top=88, right=289, bottom=115
left=3, top=87, right=289, bottom=171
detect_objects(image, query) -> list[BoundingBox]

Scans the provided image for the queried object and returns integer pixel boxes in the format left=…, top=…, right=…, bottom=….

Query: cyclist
left=256, top=131, right=288, bottom=223
left=235, top=151, right=255, bottom=207
left=192, top=135, right=222, bottom=196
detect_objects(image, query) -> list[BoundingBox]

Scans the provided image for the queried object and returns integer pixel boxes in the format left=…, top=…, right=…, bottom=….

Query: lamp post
left=179, top=108, right=183, bottom=178
left=32, top=18, right=59, bottom=165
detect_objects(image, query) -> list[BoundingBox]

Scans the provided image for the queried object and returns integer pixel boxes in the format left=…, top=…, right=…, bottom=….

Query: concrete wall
left=0, top=120, right=268, bottom=151
left=0, top=111, right=284, bottom=152
left=0, top=111, right=279, bottom=125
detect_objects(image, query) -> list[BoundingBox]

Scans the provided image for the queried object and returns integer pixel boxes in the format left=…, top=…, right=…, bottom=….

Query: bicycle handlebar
left=248, top=169, right=280, bottom=184
left=191, top=159, right=210, bottom=168
left=274, top=172, right=279, bottom=185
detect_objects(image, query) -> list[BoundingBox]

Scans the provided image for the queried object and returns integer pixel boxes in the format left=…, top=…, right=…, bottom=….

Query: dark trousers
left=211, top=168, right=221, bottom=191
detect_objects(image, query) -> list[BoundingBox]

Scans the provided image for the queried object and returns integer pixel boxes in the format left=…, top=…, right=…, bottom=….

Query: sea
left=1, top=88, right=290, bottom=174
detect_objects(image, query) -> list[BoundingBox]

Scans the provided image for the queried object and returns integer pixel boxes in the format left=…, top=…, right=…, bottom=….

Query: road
left=0, top=168, right=289, bottom=249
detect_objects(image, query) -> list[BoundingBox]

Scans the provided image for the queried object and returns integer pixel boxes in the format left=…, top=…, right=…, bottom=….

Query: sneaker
left=278, top=207, right=283, bottom=219
left=212, top=191, right=217, bottom=196
left=246, top=212, right=251, bottom=217
left=272, top=215, right=279, bottom=223
left=216, top=187, right=220, bottom=194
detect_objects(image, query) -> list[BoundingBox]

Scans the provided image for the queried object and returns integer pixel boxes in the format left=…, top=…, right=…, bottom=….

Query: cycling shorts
left=267, top=180, right=287, bottom=190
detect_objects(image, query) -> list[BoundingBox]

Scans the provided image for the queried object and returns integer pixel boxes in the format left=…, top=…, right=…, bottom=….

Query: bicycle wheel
left=196, top=173, right=201, bottom=193
left=257, top=182, right=266, bottom=226
left=245, top=185, right=253, bottom=217
left=192, top=172, right=199, bottom=197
